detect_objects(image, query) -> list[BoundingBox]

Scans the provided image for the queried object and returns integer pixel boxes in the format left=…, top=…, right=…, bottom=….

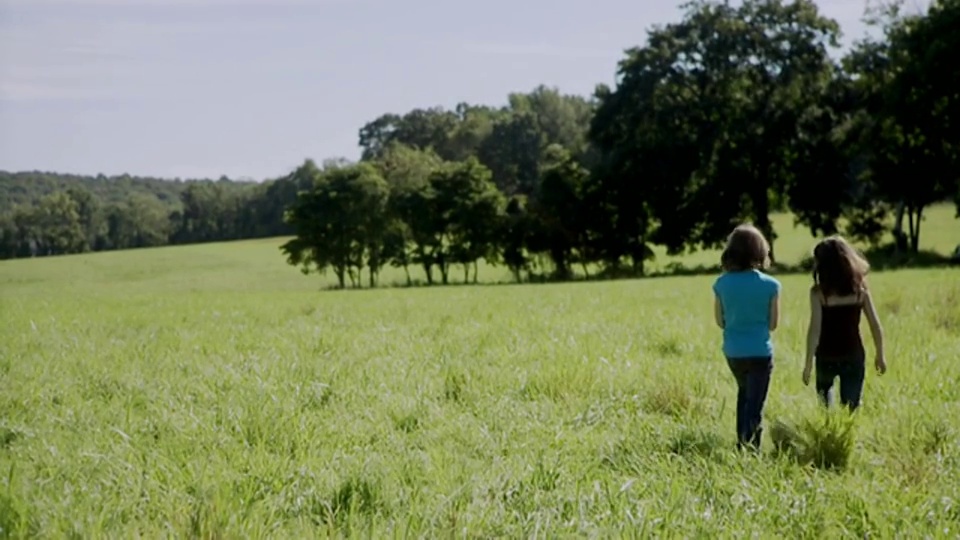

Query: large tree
left=591, top=0, right=841, bottom=261
left=280, top=160, right=390, bottom=288
left=527, top=144, right=594, bottom=279
left=419, top=157, right=504, bottom=285
left=865, top=0, right=960, bottom=252
left=374, top=142, right=446, bottom=285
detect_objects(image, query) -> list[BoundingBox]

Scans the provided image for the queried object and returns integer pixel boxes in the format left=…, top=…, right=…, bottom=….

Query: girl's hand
left=802, top=364, right=812, bottom=386
left=875, top=354, right=887, bottom=375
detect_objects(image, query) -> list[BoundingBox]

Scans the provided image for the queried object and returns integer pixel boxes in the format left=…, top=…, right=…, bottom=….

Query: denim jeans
left=816, top=351, right=866, bottom=411
left=726, top=357, right=773, bottom=450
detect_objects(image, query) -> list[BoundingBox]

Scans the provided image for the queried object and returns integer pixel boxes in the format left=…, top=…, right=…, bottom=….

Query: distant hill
left=0, top=170, right=258, bottom=213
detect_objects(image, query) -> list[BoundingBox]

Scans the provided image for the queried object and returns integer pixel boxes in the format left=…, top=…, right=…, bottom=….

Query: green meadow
left=1, top=206, right=959, bottom=538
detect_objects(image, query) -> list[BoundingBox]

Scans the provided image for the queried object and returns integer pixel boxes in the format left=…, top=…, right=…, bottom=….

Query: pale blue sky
left=0, top=0, right=895, bottom=181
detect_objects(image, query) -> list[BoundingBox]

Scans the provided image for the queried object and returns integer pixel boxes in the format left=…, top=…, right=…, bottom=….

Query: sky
left=0, top=0, right=911, bottom=181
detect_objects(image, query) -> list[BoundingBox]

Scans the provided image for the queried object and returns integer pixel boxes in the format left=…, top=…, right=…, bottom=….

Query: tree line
left=282, top=0, right=960, bottom=287
left=0, top=171, right=307, bottom=258
left=2, top=0, right=958, bottom=284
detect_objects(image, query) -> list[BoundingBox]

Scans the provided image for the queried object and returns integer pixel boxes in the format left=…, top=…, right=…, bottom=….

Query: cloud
left=58, top=44, right=135, bottom=60
left=0, top=82, right=112, bottom=101
left=1, top=0, right=353, bottom=5
left=461, top=41, right=615, bottom=60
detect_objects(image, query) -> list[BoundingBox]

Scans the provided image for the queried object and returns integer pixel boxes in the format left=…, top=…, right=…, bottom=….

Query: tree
left=374, top=143, right=446, bottom=285
left=528, top=145, right=592, bottom=278
left=28, top=191, right=87, bottom=256
left=477, top=111, right=543, bottom=197
left=588, top=50, right=690, bottom=273
left=422, top=158, right=504, bottom=285
left=508, top=86, right=595, bottom=160
left=499, top=196, right=533, bottom=282
left=446, top=103, right=499, bottom=162
left=102, top=194, right=171, bottom=250
left=591, top=0, right=842, bottom=261
left=441, top=158, right=506, bottom=283
left=358, top=108, right=462, bottom=161
left=784, top=69, right=862, bottom=239
left=280, top=161, right=390, bottom=288
left=65, top=186, right=103, bottom=251
left=867, top=0, right=960, bottom=252
left=477, top=86, right=595, bottom=198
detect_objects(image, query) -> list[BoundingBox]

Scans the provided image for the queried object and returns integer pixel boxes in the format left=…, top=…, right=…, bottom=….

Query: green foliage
left=280, top=161, right=390, bottom=288
left=592, top=0, right=843, bottom=261
left=0, top=171, right=303, bottom=259
left=771, top=413, right=858, bottom=471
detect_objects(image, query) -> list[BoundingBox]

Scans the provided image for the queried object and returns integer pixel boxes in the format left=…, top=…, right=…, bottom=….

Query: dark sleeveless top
left=816, top=292, right=864, bottom=358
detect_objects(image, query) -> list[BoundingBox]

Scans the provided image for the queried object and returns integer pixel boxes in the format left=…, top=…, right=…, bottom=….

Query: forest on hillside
left=1, top=0, right=958, bottom=282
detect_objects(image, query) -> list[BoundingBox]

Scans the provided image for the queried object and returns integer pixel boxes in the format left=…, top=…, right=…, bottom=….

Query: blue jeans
left=726, top=357, right=773, bottom=450
left=816, top=351, right=866, bottom=411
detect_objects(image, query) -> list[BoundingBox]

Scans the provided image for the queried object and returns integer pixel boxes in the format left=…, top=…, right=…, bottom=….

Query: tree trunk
left=403, top=265, right=411, bottom=286
left=423, top=263, right=433, bottom=285
left=437, top=250, right=448, bottom=284
left=907, top=206, right=917, bottom=254
left=908, top=205, right=923, bottom=253
left=463, top=264, right=469, bottom=283
left=893, top=201, right=908, bottom=252
left=632, top=256, right=644, bottom=277
left=630, top=237, right=646, bottom=277
left=335, top=266, right=346, bottom=289
left=550, top=247, right=570, bottom=279
left=472, top=260, right=479, bottom=284
left=751, top=189, right=775, bottom=265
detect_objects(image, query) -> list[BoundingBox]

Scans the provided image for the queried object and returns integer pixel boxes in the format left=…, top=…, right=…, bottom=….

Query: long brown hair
left=812, top=235, right=870, bottom=297
left=721, top=224, right=770, bottom=272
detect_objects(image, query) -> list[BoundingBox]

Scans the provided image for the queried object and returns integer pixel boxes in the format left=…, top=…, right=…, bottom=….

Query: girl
left=712, top=224, right=781, bottom=450
left=803, top=236, right=886, bottom=411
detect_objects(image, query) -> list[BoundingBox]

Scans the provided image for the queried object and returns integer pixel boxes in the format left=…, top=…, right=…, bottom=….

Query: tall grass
left=0, top=207, right=958, bottom=537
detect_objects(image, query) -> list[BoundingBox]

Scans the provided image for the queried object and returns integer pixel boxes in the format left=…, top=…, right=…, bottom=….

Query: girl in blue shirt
left=712, top=224, right=781, bottom=450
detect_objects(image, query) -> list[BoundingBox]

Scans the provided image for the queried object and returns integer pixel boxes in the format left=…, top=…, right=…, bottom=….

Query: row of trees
left=3, top=0, right=958, bottom=281
left=0, top=173, right=312, bottom=259
left=282, top=0, right=960, bottom=286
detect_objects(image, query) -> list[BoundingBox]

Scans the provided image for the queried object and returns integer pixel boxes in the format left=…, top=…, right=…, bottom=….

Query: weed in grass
left=0, top=493, right=37, bottom=539
left=770, top=412, right=857, bottom=471
left=299, top=381, right=334, bottom=411
left=0, top=428, right=20, bottom=450
left=931, top=286, right=960, bottom=333
left=642, top=380, right=701, bottom=419
left=667, top=428, right=727, bottom=459
left=442, top=370, right=467, bottom=404
left=326, top=477, right=384, bottom=524
left=391, top=409, right=423, bottom=434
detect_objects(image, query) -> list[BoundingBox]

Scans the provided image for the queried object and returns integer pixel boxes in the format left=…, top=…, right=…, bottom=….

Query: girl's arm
left=805, top=288, right=822, bottom=368
left=862, top=288, right=886, bottom=372
left=714, top=294, right=725, bottom=329
left=768, top=293, right=780, bottom=331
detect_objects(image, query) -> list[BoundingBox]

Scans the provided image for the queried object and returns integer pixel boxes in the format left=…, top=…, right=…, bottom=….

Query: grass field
left=1, top=207, right=959, bottom=537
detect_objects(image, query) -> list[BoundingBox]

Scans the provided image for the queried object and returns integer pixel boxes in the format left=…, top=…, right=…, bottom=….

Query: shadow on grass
left=315, top=244, right=958, bottom=292
left=860, top=245, right=958, bottom=271
left=667, top=428, right=727, bottom=459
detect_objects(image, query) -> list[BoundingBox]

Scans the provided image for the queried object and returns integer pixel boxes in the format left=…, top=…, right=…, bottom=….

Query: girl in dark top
left=803, top=236, right=887, bottom=411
